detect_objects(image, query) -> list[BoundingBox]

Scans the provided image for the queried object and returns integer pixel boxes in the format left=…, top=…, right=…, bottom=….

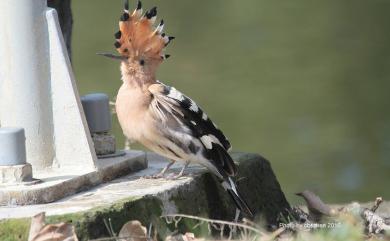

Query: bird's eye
left=139, top=59, right=145, bottom=66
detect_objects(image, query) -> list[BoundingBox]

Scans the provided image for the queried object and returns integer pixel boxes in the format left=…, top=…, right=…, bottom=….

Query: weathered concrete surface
left=0, top=163, right=32, bottom=183
left=0, top=152, right=290, bottom=240
left=92, top=132, right=116, bottom=155
left=0, top=151, right=147, bottom=205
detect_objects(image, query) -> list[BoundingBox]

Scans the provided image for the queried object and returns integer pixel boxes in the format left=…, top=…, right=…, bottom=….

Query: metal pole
left=0, top=0, right=55, bottom=169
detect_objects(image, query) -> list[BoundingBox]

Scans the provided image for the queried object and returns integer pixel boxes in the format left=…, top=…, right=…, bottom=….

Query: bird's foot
left=165, top=161, right=189, bottom=180
left=143, top=161, right=189, bottom=180
left=143, top=161, right=175, bottom=179
left=143, top=172, right=165, bottom=179
left=165, top=172, right=186, bottom=180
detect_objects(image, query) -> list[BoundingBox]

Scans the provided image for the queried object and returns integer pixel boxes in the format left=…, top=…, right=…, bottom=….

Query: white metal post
left=0, top=0, right=55, bottom=169
left=0, top=0, right=146, bottom=205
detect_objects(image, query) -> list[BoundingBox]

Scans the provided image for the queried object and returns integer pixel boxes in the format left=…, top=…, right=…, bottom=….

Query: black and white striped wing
left=148, top=82, right=237, bottom=176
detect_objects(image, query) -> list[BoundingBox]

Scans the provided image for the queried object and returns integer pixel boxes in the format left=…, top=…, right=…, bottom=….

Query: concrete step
left=0, top=150, right=147, bottom=205
left=0, top=152, right=290, bottom=240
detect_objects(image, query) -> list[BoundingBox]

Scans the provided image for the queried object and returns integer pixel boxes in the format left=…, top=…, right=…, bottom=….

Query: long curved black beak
left=96, top=52, right=127, bottom=61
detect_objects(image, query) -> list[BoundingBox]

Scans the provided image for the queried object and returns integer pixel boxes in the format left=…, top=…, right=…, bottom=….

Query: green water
left=72, top=0, right=390, bottom=204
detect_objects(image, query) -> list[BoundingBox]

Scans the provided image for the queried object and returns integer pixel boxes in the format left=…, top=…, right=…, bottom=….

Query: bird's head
left=98, top=0, right=174, bottom=82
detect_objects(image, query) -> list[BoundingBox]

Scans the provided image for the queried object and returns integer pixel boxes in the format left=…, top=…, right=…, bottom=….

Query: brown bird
left=99, top=0, right=253, bottom=217
left=296, top=190, right=333, bottom=222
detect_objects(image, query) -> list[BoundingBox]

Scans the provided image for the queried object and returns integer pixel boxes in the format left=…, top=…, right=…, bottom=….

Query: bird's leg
left=166, top=161, right=190, bottom=180
left=144, top=160, right=175, bottom=179
left=148, top=160, right=175, bottom=179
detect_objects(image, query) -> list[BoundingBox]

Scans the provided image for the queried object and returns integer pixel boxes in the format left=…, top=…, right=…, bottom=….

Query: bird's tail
left=222, top=177, right=254, bottom=217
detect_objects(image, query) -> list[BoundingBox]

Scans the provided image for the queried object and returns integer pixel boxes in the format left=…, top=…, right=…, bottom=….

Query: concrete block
left=0, top=163, right=32, bottom=183
left=0, top=150, right=147, bottom=205
left=92, top=133, right=116, bottom=155
left=0, top=152, right=290, bottom=240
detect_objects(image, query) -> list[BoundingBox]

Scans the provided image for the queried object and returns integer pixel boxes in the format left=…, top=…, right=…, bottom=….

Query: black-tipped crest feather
left=146, top=7, right=157, bottom=19
left=124, top=0, right=129, bottom=10
left=114, top=31, right=122, bottom=39
left=120, top=12, right=129, bottom=21
left=113, top=2, right=174, bottom=63
left=136, top=0, right=142, bottom=10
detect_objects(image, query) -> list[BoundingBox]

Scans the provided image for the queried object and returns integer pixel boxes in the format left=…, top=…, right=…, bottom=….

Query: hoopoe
left=99, top=0, right=253, bottom=217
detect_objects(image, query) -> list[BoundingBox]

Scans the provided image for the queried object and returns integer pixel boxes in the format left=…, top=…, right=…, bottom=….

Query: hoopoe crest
left=113, top=0, right=174, bottom=76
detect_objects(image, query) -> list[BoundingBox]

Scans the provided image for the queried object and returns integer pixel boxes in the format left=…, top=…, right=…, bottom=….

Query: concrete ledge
left=0, top=152, right=290, bottom=240
left=0, top=150, right=147, bottom=205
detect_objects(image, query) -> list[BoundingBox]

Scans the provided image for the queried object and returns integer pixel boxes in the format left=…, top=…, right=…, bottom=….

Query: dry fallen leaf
left=118, top=220, right=148, bottom=241
left=29, top=213, right=46, bottom=241
left=28, top=212, right=78, bottom=241
left=182, top=232, right=197, bottom=241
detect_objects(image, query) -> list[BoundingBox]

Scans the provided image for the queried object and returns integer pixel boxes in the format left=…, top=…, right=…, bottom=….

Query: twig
left=103, top=218, right=116, bottom=238
left=266, top=227, right=286, bottom=241
left=371, top=197, right=383, bottom=213
left=89, top=234, right=147, bottom=241
left=242, top=218, right=259, bottom=228
left=361, top=209, right=390, bottom=234
left=361, top=197, right=390, bottom=234
left=161, top=214, right=264, bottom=236
left=147, top=223, right=153, bottom=240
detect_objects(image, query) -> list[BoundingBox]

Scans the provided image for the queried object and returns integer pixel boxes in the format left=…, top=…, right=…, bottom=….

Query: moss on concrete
left=0, top=196, right=164, bottom=241
left=46, top=196, right=164, bottom=240
left=233, top=152, right=291, bottom=225
left=166, top=152, right=290, bottom=231
left=0, top=152, right=290, bottom=240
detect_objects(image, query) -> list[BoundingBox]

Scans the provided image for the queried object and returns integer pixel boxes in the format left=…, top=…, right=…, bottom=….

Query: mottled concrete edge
left=0, top=152, right=147, bottom=205
left=0, top=152, right=290, bottom=240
